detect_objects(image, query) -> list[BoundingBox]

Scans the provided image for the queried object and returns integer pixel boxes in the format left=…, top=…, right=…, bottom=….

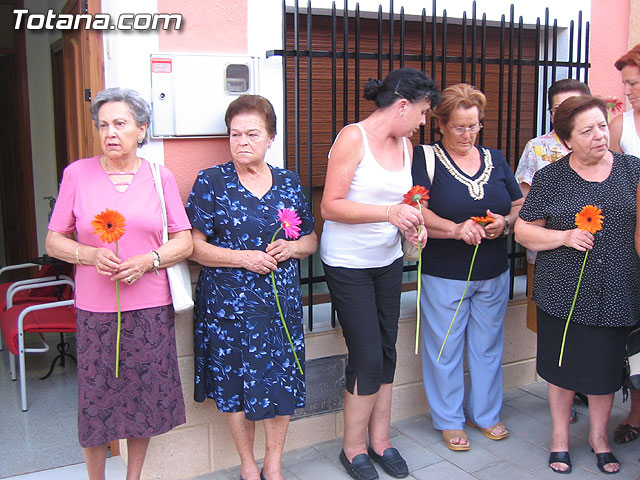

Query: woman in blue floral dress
left=186, top=95, right=316, bottom=480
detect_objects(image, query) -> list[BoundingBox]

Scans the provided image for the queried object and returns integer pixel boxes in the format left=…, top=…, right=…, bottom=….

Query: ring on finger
left=127, top=276, right=132, bottom=284
left=97, top=261, right=102, bottom=268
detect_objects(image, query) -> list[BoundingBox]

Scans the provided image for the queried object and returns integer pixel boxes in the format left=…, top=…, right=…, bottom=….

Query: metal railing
left=267, top=0, right=590, bottom=330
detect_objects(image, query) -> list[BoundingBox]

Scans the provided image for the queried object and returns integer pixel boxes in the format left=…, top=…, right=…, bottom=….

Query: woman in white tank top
left=320, top=68, right=439, bottom=480
left=610, top=43, right=640, bottom=157
left=610, top=44, right=640, bottom=447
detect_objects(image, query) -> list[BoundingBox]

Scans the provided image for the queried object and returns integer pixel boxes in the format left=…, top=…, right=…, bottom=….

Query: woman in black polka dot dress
left=515, top=96, right=640, bottom=475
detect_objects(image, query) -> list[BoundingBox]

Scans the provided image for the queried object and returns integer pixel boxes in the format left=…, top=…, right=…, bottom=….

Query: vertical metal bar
left=355, top=3, right=360, bottom=121
left=506, top=5, right=514, bottom=166
left=294, top=0, right=301, bottom=174
left=506, top=5, right=515, bottom=299
left=471, top=1, right=477, bottom=85
left=551, top=19, right=558, bottom=86
left=420, top=7, right=426, bottom=145
left=281, top=0, right=289, bottom=169
left=479, top=12, right=486, bottom=145
left=389, top=0, right=394, bottom=71
left=577, top=10, right=583, bottom=83
left=568, top=20, right=575, bottom=79
left=461, top=11, right=467, bottom=84
left=497, top=14, right=505, bottom=151
left=584, top=20, right=590, bottom=85
left=542, top=9, right=550, bottom=132
left=400, top=7, right=405, bottom=68
left=515, top=15, right=523, bottom=171
left=430, top=0, right=437, bottom=143
left=441, top=9, right=447, bottom=90
left=330, top=2, right=337, bottom=329
left=378, top=5, right=383, bottom=79
left=331, top=2, right=337, bottom=140
left=533, top=17, right=540, bottom=138
left=431, top=0, right=437, bottom=79
left=343, top=0, right=349, bottom=126
left=306, top=0, right=314, bottom=331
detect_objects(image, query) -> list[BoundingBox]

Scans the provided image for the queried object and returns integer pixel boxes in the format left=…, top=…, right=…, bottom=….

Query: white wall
left=101, top=0, right=165, bottom=164
left=25, top=0, right=66, bottom=255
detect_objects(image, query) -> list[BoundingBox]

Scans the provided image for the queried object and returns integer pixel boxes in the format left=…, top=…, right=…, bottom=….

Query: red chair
left=0, top=262, right=73, bottom=351
left=1, top=278, right=76, bottom=411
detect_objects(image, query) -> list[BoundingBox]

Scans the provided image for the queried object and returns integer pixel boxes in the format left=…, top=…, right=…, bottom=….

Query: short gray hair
left=90, top=88, right=152, bottom=145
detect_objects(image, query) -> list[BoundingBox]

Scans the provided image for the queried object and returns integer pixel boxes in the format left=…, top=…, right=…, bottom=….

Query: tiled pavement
left=189, top=382, right=640, bottom=480
left=8, top=381, right=640, bottom=479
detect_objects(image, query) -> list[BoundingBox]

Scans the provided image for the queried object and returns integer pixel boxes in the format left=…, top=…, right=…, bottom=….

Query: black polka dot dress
left=520, top=152, right=640, bottom=393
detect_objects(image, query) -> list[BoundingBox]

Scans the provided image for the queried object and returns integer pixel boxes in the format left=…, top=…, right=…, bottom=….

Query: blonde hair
left=431, top=83, right=487, bottom=124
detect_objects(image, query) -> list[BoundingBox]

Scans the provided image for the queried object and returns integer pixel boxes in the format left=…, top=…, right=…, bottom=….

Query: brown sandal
left=614, top=423, right=640, bottom=444
left=466, top=421, right=509, bottom=441
left=442, top=429, right=470, bottom=451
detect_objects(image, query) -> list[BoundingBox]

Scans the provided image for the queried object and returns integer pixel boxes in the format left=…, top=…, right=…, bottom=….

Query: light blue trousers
left=420, top=270, right=509, bottom=431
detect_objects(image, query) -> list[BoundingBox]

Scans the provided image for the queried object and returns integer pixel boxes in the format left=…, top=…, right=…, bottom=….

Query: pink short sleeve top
left=48, top=157, right=191, bottom=313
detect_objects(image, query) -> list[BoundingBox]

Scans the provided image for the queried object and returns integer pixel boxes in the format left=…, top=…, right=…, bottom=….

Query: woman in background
left=609, top=43, right=640, bottom=446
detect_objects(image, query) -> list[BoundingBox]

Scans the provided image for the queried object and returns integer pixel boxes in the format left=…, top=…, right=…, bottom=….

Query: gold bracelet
left=75, top=245, right=82, bottom=265
left=386, top=205, right=392, bottom=221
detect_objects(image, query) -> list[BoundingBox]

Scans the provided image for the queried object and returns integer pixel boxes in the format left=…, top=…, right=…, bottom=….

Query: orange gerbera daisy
left=575, top=205, right=604, bottom=234
left=471, top=215, right=495, bottom=226
left=92, top=208, right=126, bottom=244
left=402, top=185, right=430, bottom=208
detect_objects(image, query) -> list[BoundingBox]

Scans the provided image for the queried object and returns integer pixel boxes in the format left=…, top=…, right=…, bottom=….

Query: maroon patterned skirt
left=76, top=306, right=186, bottom=448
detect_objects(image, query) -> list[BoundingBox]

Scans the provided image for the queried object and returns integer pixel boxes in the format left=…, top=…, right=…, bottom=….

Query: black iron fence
left=266, top=0, right=590, bottom=330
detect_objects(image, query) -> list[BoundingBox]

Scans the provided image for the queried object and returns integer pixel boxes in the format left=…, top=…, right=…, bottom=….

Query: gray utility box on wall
left=150, top=53, right=259, bottom=138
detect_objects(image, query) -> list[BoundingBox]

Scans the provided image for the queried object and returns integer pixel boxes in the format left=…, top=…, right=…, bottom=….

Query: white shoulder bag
left=150, top=162, right=194, bottom=312
left=402, top=144, right=435, bottom=262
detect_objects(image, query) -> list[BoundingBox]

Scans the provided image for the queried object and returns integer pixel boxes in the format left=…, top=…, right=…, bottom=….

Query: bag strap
left=150, top=162, right=169, bottom=244
left=422, top=144, right=435, bottom=184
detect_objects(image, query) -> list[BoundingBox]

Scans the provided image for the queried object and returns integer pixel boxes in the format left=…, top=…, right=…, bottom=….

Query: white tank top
left=620, top=110, right=640, bottom=156
left=320, top=123, right=412, bottom=268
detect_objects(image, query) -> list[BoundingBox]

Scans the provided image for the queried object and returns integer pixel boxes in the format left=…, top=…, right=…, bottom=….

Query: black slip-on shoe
left=367, top=447, right=409, bottom=478
left=339, top=450, right=379, bottom=480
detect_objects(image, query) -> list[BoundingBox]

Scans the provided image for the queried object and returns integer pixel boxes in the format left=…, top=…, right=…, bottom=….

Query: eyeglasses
left=448, top=124, right=483, bottom=135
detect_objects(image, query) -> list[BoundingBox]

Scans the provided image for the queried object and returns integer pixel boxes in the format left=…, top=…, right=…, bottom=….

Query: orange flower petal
left=575, top=205, right=604, bottom=234
left=92, top=208, right=126, bottom=244
left=403, top=185, right=430, bottom=208
left=470, top=215, right=495, bottom=226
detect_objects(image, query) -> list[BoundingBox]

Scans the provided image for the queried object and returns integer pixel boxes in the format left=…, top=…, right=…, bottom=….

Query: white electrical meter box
left=150, top=53, right=259, bottom=138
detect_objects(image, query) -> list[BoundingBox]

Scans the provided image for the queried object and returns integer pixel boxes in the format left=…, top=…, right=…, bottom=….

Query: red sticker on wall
left=151, top=58, right=172, bottom=73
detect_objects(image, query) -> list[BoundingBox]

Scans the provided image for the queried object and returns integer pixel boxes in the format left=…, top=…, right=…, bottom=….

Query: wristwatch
left=501, top=216, right=511, bottom=236
left=150, top=250, right=161, bottom=275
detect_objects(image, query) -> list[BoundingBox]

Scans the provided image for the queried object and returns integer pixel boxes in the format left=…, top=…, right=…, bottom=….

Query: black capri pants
left=323, top=258, right=404, bottom=395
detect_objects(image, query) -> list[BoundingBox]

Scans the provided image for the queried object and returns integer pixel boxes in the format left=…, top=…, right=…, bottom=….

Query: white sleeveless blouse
left=320, top=123, right=412, bottom=268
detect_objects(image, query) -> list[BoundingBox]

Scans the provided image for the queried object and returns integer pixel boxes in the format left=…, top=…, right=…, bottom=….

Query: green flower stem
left=437, top=242, right=479, bottom=363
left=415, top=204, right=423, bottom=355
left=558, top=250, right=589, bottom=367
left=115, top=240, right=122, bottom=378
left=270, top=227, right=304, bottom=375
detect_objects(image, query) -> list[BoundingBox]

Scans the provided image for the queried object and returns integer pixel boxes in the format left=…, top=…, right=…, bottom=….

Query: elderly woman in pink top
left=45, top=88, right=192, bottom=480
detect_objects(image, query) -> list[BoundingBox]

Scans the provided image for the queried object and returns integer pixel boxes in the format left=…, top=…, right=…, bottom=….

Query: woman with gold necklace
left=46, top=88, right=192, bottom=480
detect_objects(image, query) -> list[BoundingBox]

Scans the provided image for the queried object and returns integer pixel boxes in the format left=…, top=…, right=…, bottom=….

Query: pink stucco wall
left=588, top=0, right=629, bottom=105
left=158, top=0, right=248, bottom=201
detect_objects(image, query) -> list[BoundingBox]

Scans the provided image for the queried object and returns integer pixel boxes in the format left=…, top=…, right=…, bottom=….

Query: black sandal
left=613, top=423, right=640, bottom=444
left=595, top=452, right=620, bottom=474
left=548, top=451, right=572, bottom=474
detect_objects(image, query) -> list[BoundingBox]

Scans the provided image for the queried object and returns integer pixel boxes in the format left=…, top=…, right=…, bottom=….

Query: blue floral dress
left=186, top=161, right=314, bottom=420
